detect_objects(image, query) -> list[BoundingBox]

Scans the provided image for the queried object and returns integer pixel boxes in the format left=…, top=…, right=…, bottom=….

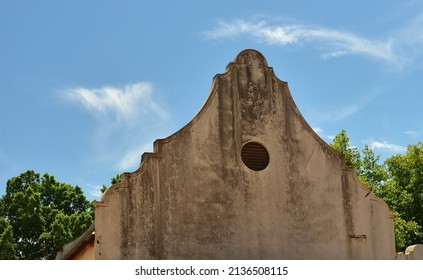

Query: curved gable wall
left=95, top=49, right=395, bottom=259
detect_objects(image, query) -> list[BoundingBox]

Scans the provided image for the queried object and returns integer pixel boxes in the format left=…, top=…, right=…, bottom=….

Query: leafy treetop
left=0, top=170, right=93, bottom=260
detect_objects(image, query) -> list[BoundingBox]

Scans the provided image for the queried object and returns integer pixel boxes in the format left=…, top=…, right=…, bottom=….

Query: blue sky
left=1, top=0, right=423, bottom=200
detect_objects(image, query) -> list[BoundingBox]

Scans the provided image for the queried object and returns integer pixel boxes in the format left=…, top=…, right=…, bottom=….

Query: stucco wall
left=396, top=245, right=423, bottom=260
left=95, top=49, right=396, bottom=259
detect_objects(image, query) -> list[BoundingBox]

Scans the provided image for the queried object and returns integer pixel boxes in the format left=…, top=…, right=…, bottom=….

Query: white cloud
left=399, top=12, right=423, bottom=46
left=332, top=104, right=363, bottom=122
left=116, top=141, right=154, bottom=171
left=369, top=140, right=406, bottom=153
left=205, top=19, right=400, bottom=64
left=314, top=88, right=382, bottom=124
left=62, top=82, right=175, bottom=183
left=405, top=130, right=420, bottom=137
left=313, top=127, right=323, bottom=134
left=312, top=127, right=337, bottom=142
left=87, top=183, right=103, bottom=199
left=64, top=82, right=169, bottom=123
left=314, top=102, right=365, bottom=124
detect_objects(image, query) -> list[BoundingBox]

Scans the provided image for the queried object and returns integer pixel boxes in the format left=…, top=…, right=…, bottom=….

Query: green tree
left=392, top=214, right=422, bottom=252
left=0, top=170, right=93, bottom=259
left=330, top=130, right=423, bottom=251
left=331, top=130, right=386, bottom=188
left=358, top=144, right=386, bottom=189
left=330, top=129, right=361, bottom=167
left=375, top=143, right=423, bottom=251
left=100, top=185, right=108, bottom=194
left=0, top=217, right=18, bottom=260
left=99, top=173, right=122, bottom=195
left=111, top=173, right=122, bottom=185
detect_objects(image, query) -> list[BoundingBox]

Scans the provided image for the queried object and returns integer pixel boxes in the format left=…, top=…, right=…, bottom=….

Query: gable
left=95, top=49, right=395, bottom=259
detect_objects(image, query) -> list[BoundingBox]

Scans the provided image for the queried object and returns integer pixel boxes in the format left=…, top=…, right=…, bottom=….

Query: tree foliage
left=376, top=143, right=423, bottom=250
left=0, top=217, right=18, bottom=260
left=330, top=129, right=361, bottom=167
left=0, top=170, right=93, bottom=259
left=358, top=144, right=386, bottom=189
left=111, top=173, right=122, bottom=185
left=331, top=130, right=423, bottom=251
left=99, top=173, right=122, bottom=195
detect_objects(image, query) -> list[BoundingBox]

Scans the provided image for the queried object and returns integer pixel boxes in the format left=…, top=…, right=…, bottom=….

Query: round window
left=241, top=142, right=269, bottom=171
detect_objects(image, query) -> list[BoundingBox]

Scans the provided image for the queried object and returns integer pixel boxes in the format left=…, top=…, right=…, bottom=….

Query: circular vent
left=241, top=142, right=269, bottom=171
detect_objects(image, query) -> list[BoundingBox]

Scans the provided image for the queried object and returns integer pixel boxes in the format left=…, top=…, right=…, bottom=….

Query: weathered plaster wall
left=95, top=49, right=396, bottom=259
left=396, top=244, right=423, bottom=260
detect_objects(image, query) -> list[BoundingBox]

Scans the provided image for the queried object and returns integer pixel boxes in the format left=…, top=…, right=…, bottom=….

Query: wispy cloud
left=331, top=103, right=363, bottom=122
left=369, top=140, right=406, bottom=153
left=116, top=141, right=154, bottom=171
left=205, top=19, right=401, bottom=65
left=63, top=82, right=169, bottom=124
left=313, top=100, right=367, bottom=124
left=312, top=127, right=323, bottom=134
left=87, top=183, right=103, bottom=199
left=404, top=130, right=421, bottom=137
left=398, top=12, right=423, bottom=48
left=62, top=82, right=175, bottom=191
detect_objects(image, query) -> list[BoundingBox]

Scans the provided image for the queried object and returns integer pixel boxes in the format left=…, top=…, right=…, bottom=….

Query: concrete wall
left=95, top=49, right=396, bottom=259
left=396, top=245, right=423, bottom=260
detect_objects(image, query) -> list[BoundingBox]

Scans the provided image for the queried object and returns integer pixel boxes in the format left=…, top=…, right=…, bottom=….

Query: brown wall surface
left=95, top=50, right=396, bottom=259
